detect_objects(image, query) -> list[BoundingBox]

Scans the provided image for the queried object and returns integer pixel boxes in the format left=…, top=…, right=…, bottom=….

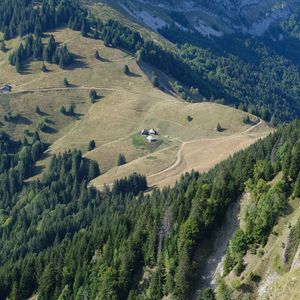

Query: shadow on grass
left=63, top=112, right=84, bottom=120
left=128, top=72, right=142, bottom=78
left=97, top=57, right=111, bottom=63
left=65, top=54, right=89, bottom=70
left=37, top=111, right=49, bottom=117
left=66, top=83, right=79, bottom=88
left=240, top=283, right=254, bottom=293
left=44, top=118, right=56, bottom=125
left=43, top=125, right=58, bottom=134
left=14, top=115, right=32, bottom=125
left=30, top=152, right=51, bottom=177
left=91, top=95, right=104, bottom=104
left=217, top=128, right=227, bottom=133
left=19, top=61, right=32, bottom=75
left=31, top=164, right=46, bottom=177
left=41, top=68, right=54, bottom=74
left=137, top=61, right=176, bottom=97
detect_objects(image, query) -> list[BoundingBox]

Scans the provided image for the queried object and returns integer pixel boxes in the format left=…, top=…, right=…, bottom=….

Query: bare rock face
left=291, top=243, right=300, bottom=271
left=117, top=0, right=300, bottom=36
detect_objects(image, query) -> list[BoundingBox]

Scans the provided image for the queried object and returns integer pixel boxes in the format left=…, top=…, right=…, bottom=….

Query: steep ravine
left=191, top=196, right=245, bottom=299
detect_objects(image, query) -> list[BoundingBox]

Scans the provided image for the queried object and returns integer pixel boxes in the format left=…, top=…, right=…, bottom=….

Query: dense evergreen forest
left=3, top=0, right=300, bottom=122
left=159, top=23, right=300, bottom=123
left=0, top=114, right=299, bottom=299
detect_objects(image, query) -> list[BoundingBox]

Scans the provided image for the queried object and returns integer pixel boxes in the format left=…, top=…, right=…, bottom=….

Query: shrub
left=60, top=106, right=66, bottom=115
left=89, top=89, right=97, bottom=103
left=63, top=78, right=69, bottom=87
left=88, top=140, right=96, bottom=151
left=123, top=65, right=130, bottom=75
left=187, top=115, right=193, bottom=122
left=231, top=279, right=242, bottom=290
left=41, top=63, right=47, bottom=72
left=95, top=50, right=100, bottom=60
left=117, top=154, right=127, bottom=166
left=216, top=122, right=222, bottom=132
left=35, top=105, right=41, bottom=115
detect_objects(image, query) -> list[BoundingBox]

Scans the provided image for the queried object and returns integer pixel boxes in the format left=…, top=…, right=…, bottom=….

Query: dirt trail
left=148, top=120, right=269, bottom=188
left=10, top=86, right=126, bottom=94
left=10, top=85, right=174, bottom=102
left=13, top=84, right=272, bottom=190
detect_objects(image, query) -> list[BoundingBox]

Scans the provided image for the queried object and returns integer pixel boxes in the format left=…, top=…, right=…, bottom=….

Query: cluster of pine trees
left=112, top=173, right=148, bottom=196
left=0, top=0, right=86, bottom=40
left=0, top=131, right=44, bottom=210
left=9, top=34, right=72, bottom=72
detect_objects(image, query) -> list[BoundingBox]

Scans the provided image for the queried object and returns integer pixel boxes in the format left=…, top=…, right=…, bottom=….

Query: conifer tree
left=216, top=123, right=222, bottom=132
left=0, top=40, right=6, bottom=52
left=123, top=65, right=130, bottom=75
left=64, top=78, right=69, bottom=87
left=151, top=71, right=159, bottom=87
left=89, top=89, right=97, bottom=103
left=88, top=140, right=96, bottom=151
left=41, top=63, right=47, bottom=72
left=294, top=172, right=300, bottom=198
left=289, top=142, right=300, bottom=180
left=117, top=153, right=127, bottom=166
left=95, top=50, right=100, bottom=60
left=68, top=104, right=74, bottom=115
left=35, top=105, right=41, bottom=115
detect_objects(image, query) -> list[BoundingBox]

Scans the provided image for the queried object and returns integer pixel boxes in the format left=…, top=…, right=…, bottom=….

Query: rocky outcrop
left=119, top=0, right=300, bottom=36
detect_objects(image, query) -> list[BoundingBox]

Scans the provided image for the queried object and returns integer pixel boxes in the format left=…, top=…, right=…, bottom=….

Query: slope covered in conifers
left=1, top=1, right=300, bottom=300
left=96, top=0, right=300, bottom=123
left=0, top=113, right=299, bottom=300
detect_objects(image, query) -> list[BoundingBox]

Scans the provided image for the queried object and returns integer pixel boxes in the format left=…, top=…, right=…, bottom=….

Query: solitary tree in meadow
left=88, top=140, right=96, bottom=151
left=216, top=123, right=222, bottom=132
left=95, top=50, right=100, bottom=60
left=63, top=78, right=69, bottom=87
left=117, top=154, right=127, bottom=166
left=89, top=89, right=97, bottom=103
left=123, top=65, right=130, bottom=75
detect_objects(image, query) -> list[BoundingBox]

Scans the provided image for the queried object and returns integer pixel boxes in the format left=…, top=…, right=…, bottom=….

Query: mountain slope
left=0, top=1, right=299, bottom=300
left=93, top=0, right=300, bottom=124
left=100, top=0, right=300, bottom=36
left=0, top=27, right=272, bottom=190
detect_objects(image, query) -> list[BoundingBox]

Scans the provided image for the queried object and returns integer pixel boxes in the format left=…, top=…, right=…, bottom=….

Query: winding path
left=147, top=120, right=264, bottom=182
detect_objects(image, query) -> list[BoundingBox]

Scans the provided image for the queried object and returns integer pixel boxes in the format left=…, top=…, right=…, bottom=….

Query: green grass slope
left=0, top=27, right=272, bottom=188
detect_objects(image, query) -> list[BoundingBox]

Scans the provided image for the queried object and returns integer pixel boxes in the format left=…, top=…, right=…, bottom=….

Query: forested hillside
left=101, top=0, right=300, bottom=122
left=2, top=0, right=300, bottom=122
left=158, top=22, right=300, bottom=123
left=0, top=115, right=299, bottom=300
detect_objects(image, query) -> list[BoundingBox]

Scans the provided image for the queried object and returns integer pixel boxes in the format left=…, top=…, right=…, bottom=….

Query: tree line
left=9, top=34, right=72, bottom=72
left=0, top=116, right=300, bottom=299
